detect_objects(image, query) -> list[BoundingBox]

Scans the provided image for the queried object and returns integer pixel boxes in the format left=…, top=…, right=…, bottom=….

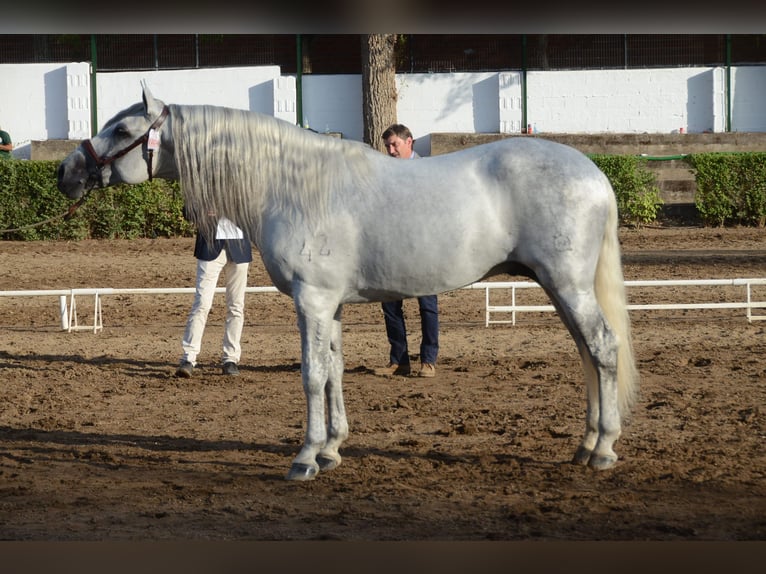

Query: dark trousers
left=381, top=295, right=439, bottom=365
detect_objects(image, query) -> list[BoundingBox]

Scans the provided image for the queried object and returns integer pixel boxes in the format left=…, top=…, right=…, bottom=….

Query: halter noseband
left=82, top=105, right=170, bottom=186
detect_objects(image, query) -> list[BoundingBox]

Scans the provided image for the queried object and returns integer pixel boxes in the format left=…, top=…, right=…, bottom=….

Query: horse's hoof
left=572, top=446, right=592, bottom=466
left=588, top=454, right=618, bottom=470
left=317, top=454, right=340, bottom=471
left=286, top=463, right=319, bottom=481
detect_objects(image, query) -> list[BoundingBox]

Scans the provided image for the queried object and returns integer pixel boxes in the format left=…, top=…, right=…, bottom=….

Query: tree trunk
left=361, top=34, right=398, bottom=153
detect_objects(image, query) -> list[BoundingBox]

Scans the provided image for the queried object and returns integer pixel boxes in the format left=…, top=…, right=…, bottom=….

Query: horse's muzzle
left=57, top=150, right=99, bottom=199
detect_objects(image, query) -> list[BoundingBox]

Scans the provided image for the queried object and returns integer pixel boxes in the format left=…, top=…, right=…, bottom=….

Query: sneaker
left=175, top=360, right=194, bottom=378
left=373, top=362, right=411, bottom=376
left=418, top=363, right=436, bottom=378
left=222, top=361, right=240, bottom=376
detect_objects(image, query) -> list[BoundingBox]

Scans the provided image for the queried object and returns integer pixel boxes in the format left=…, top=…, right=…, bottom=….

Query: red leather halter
left=82, top=105, right=170, bottom=185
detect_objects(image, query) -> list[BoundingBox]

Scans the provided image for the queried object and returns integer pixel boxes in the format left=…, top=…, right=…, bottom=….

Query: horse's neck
left=157, top=113, right=180, bottom=180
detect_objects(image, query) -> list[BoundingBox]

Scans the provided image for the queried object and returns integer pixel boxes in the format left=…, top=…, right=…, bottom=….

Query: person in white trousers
left=175, top=216, right=252, bottom=377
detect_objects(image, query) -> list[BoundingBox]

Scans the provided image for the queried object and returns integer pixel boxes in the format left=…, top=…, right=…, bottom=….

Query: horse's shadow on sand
left=0, top=350, right=304, bottom=378
left=0, top=351, right=543, bottom=477
left=0, top=426, right=541, bottom=482
left=0, top=425, right=296, bottom=480
left=0, top=350, right=370, bottom=378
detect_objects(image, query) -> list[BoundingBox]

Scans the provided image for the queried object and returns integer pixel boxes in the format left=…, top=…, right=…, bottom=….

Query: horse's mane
left=169, top=103, right=377, bottom=245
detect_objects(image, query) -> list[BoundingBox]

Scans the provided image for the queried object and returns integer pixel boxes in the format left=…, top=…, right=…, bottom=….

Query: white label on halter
left=147, top=129, right=160, bottom=151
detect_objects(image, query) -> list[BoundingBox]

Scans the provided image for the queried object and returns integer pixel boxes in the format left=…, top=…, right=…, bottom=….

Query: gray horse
left=58, top=85, right=638, bottom=481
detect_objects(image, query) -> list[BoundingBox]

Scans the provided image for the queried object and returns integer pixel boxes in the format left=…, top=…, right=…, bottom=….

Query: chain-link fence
left=1, top=34, right=764, bottom=73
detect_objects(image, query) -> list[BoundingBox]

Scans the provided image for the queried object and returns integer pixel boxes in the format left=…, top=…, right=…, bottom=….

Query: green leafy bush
left=3, top=152, right=765, bottom=241
left=687, top=152, right=766, bottom=227
left=0, top=160, right=193, bottom=240
left=0, top=160, right=79, bottom=240
left=590, top=155, right=664, bottom=226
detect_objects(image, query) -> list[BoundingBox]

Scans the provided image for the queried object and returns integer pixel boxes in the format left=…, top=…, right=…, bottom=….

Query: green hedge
left=2, top=152, right=765, bottom=240
left=589, top=154, right=664, bottom=226
left=0, top=160, right=194, bottom=240
left=686, top=152, right=766, bottom=227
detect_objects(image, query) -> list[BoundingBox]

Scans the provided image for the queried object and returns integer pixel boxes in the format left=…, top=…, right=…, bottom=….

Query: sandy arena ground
left=0, top=226, right=764, bottom=544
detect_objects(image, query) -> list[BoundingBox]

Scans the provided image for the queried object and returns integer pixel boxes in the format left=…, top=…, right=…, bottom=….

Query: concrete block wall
left=94, top=65, right=283, bottom=129
left=526, top=68, right=728, bottom=135
left=64, top=63, right=91, bottom=140
left=3, top=63, right=765, bottom=161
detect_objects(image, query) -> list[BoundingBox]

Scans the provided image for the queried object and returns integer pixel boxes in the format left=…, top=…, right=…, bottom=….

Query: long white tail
left=594, top=198, right=640, bottom=419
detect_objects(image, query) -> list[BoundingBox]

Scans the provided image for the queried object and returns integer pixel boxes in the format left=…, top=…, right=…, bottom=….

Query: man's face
left=383, top=134, right=413, bottom=158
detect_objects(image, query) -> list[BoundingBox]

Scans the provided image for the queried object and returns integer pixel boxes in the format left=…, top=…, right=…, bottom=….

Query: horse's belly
left=354, top=228, right=515, bottom=300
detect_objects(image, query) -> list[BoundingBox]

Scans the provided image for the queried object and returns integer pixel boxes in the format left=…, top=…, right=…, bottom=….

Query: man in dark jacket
left=373, top=124, right=439, bottom=378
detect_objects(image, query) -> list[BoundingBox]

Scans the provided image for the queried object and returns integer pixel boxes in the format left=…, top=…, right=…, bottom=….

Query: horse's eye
left=113, top=126, right=130, bottom=138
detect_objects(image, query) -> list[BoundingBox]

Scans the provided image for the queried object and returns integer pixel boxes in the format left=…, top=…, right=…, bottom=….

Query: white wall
left=731, top=67, right=766, bottom=132
left=95, top=65, right=283, bottom=129
left=300, top=73, right=506, bottom=156
left=527, top=68, right=727, bottom=134
left=0, top=63, right=73, bottom=145
left=1, top=62, right=765, bottom=159
left=302, top=74, right=363, bottom=138
left=396, top=72, right=506, bottom=156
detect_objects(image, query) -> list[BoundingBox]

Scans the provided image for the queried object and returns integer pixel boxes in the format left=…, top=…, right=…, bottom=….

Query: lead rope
left=0, top=189, right=93, bottom=235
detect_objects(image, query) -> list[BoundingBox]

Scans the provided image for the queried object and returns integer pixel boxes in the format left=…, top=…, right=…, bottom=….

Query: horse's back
left=321, top=136, right=615, bottom=300
left=413, top=136, right=614, bottom=238
left=436, top=136, right=609, bottom=197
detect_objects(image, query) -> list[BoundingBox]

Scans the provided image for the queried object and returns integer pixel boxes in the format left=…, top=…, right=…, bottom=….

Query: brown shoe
left=373, top=363, right=411, bottom=376
left=418, top=363, right=436, bottom=378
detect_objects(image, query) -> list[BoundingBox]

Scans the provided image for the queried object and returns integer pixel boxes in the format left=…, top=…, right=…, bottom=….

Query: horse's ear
left=141, top=80, right=163, bottom=117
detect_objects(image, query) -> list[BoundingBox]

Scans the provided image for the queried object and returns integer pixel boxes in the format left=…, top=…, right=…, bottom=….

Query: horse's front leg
left=286, top=288, right=342, bottom=481
left=286, top=313, right=331, bottom=480
left=316, top=307, right=348, bottom=472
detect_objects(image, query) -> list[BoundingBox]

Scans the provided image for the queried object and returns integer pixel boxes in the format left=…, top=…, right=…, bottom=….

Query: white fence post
left=59, top=295, right=69, bottom=330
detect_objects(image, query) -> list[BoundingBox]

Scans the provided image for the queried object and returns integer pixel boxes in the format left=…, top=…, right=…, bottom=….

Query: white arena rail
left=0, top=278, right=764, bottom=333
left=469, top=278, right=766, bottom=326
left=0, top=286, right=279, bottom=333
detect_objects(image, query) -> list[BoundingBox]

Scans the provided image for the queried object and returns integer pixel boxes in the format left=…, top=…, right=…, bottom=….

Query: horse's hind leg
left=548, top=287, right=622, bottom=470
left=316, top=308, right=349, bottom=471
left=572, top=348, right=601, bottom=465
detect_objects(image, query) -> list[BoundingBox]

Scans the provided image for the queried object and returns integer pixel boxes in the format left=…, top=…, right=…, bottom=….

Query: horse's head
left=57, top=83, right=176, bottom=200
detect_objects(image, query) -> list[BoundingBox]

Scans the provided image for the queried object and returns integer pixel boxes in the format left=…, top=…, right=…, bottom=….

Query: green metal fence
left=1, top=34, right=764, bottom=74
